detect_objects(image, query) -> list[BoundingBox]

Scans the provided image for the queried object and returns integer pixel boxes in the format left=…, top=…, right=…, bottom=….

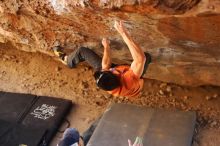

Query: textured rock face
left=0, top=0, right=220, bottom=86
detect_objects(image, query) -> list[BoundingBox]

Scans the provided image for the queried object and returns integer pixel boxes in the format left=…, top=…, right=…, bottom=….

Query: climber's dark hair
left=94, top=70, right=120, bottom=91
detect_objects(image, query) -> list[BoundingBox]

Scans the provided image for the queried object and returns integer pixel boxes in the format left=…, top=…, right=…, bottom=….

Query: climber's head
left=94, top=70, right=120, bottom=91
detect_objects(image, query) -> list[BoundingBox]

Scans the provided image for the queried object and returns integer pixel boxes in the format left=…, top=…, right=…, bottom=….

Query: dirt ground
left=0, top=43, right=220, bottom=146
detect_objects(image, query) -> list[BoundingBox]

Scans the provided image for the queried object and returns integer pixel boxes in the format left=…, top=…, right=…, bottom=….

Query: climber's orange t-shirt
left=108, top=65, right=144, bottom=98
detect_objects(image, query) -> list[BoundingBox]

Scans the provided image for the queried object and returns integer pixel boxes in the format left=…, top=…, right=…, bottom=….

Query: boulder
left=0, top=0, right=220, bottom=86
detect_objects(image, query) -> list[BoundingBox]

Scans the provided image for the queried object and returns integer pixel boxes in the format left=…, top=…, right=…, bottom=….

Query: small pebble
left=83, top=91, right=88, bottom=96
left=183, top=96, right=189, bottom=100
left=160, top=83, right=167, bottom=88
left=3, top=55, right=10, bottom=60
left=213, top=94, right=218, bottom=98
left=104, top=94, right=111, bottom=99
left=159, top=90, right=164, bottom=95
left=55, top=66, right=62, bottom=72
left=208, top=5, right=215, bottom=10
left=166, top=86, right=172, bottom=92
left=96, top=95, right=102, bottom=98
left=205, top=96, right=212, bottom=101
left=210, top=121, right=217, bottom=127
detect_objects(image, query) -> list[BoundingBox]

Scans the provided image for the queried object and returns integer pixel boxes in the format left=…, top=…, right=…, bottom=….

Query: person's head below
left=94, top=71, right=120, bottom=91
left=58, top=128, right=83, bottom=146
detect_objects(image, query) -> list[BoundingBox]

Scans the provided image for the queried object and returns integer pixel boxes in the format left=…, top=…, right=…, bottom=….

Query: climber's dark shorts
left=67, top=47, right=151, bottom=76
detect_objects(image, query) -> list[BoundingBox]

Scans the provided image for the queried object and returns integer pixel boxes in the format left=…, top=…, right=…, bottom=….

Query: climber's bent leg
left=67, top=47, right=102, bottom=71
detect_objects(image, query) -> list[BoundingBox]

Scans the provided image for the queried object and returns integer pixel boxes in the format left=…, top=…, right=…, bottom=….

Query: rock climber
left=53, top=20, right=151, bottom=98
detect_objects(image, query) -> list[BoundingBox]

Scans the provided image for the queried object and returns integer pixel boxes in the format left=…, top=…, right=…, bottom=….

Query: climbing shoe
left=144, top=52, right=152, bottom=65
left=141, top=52, right=152, bottom=77
left=53, top=46, right=67, bottom=61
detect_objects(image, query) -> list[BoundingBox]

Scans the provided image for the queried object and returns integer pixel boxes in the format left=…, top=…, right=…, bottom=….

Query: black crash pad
left=0, top=91, right=72, bottom=146
left=87, top=103, right=196, bottom=146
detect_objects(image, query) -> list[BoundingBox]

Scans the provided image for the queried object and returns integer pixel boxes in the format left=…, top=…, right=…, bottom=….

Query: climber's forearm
left=114, top=20, right=146, bottom=77
left=120, top=30, right=145, bottom=63
left=102, top=45, right=111, bottom=70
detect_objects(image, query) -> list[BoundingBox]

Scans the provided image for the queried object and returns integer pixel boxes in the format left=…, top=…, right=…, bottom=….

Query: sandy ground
left=0, top=43, right=220, bottom=146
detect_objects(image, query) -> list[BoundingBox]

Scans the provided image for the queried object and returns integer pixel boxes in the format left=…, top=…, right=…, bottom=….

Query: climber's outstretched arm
left=102, top=38, right=112, bottom=70
left=114, top=21, right=146, bottom=78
